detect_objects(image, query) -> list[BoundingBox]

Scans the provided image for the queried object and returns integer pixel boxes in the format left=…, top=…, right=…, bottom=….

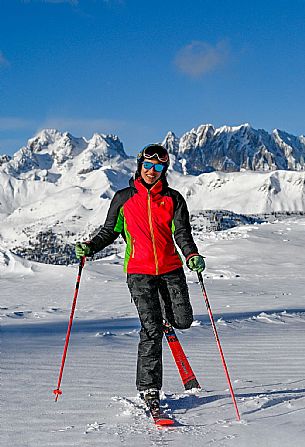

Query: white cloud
left=0, top=51, right=9, bottom=67
left=174, top=40, right=230, bottom=77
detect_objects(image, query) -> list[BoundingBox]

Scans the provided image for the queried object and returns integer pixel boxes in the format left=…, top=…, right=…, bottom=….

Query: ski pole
left=197, top=272, right=240, bottom=421
left=53, top=256, right=86, bottom=402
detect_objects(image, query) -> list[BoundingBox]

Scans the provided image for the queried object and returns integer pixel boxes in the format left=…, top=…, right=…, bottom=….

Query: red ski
left=151, top=412, right=175, bottom=426
left=147, top=402, right=175, bottom=426
left=142, top=389, right=175, bottom=426
left=163, top=321, right=201, bottom=390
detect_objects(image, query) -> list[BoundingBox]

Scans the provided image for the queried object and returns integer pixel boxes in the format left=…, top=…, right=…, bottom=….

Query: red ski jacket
left=89, top=176, right=198, bottom=275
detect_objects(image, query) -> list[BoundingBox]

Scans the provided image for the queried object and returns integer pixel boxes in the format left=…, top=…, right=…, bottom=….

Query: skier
left=75, top=143, right=205, bottom=415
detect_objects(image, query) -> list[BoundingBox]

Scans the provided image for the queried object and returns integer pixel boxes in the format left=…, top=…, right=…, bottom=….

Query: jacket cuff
left=186, top=253, right=199, bottom=263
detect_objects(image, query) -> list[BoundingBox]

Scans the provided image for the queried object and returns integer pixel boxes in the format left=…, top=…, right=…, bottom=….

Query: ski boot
left=142, top=388, right=160, bottom=417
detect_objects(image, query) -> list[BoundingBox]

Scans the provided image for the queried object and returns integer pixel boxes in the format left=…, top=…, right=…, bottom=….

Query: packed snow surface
left=1, top=217, right=305, bottom=446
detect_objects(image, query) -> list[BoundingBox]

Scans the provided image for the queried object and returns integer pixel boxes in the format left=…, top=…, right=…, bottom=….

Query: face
left=141, top=158, right=163, bottom=185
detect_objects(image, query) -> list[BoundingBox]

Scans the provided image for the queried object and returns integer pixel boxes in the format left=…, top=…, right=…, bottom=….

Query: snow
left=168, top=169, right=305, bottom=214
left=1, top=217, right=305, bottom=446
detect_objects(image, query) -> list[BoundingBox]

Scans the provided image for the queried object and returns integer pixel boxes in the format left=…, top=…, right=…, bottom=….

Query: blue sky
left=1, top=0, right=305, bottom=156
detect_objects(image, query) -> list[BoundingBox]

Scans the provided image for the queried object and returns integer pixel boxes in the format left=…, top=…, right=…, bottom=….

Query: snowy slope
left=170, top=169, right=305, bottom=214
left=1, top=217, right=305, bottom=446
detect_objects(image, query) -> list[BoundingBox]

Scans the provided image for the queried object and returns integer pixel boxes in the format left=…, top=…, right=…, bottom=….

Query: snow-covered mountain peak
left=271, top=128, right=305, bottom=170
left=28, top=128, right=67, bottom=149
left=0, top=129, right=128, bottom=180
left=28, top=129, right=87, bottom=163
left=2, top=123, right=305, bottom=180
left=161, top=123, right=305, bottom=174
left=195, top=124, right=215, bottom=146
left=162, top=131, right=180, bottom=155
left=219, top=122, right=251, bottom=133
left=74, top=133, right=128, bottom=176
left=272, top=128, right=298, bottom=145
left=86, top=133, right=127, bottom=159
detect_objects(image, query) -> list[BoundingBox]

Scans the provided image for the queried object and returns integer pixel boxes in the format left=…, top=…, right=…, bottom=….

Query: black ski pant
left=127, top=267, right=193, bottom=391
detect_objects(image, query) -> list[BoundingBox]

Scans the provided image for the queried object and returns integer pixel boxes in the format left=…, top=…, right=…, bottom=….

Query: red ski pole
left=53, top=256, right=86, bottom=402
left=197, top=272, right=240, bottom=421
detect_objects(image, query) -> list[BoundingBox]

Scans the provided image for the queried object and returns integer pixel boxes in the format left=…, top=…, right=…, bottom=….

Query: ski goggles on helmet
left=142, top=161, right=165, bottom=172
left=141, top=144, right=169, bottom=163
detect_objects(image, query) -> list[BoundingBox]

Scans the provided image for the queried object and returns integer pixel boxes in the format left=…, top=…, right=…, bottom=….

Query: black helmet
left=137, top=144, right=170, bottom=175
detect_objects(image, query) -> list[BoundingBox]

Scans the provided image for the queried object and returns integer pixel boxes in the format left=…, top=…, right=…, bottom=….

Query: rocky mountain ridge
left=162, top=124, right=305, bottom=174
left=1, top=123, right=305, bottom=180
left=0, top=129, right=129, bottom=182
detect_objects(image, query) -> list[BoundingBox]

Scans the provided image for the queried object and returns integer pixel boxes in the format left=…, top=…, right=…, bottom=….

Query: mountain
left=163, top=124, right=305, bottom=174
left=0, top=125, right=305, bottom=264
left=2, top=124, right=305, bottom=178
left=0, top=129, right=129, bottom=181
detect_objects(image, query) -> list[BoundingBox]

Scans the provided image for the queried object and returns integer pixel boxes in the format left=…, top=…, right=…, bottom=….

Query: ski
left=145, top=398, right=175, bottom=426
left=163, top=321, right=201, bottom=390
left=113, top=395, right=175, bottom=427
left=140, top=390, right=175, bottom=427
left=150, top=410, right=175, bottom=426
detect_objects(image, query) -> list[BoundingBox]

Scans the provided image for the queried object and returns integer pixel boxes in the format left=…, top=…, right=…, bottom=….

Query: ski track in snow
left=1, top=218, right=305, bottom=446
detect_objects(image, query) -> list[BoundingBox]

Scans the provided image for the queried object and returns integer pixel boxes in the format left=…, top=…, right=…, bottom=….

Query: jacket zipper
left=147, top=190, right=159, bottom=275
left=132, top=238, right=136, bottom=258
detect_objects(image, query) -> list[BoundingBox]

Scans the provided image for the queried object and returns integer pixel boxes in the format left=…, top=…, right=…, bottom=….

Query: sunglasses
left=142, top=145, right=169, bottom=163
left=143, top=161, right=165, bottom=172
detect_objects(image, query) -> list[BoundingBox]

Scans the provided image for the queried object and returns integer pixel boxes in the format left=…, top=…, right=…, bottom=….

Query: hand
left=187, top=254, right=205, bottom=273
left=75, top=242, right=91, bottom=259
